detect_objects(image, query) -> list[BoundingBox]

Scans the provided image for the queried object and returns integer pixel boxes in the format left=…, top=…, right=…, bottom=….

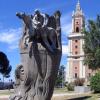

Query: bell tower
left=72, top=0, right=85, bottom=33
left=66, top=0, right=91, bottom=83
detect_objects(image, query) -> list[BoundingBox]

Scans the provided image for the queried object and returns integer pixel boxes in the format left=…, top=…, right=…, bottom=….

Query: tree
left=0, top=51, right=12, bottom=77
left=55, top=65, right=65, bottom=87
left=83, top=15, right=100, bottom=70
left=90, top=72, right=100, bottom=93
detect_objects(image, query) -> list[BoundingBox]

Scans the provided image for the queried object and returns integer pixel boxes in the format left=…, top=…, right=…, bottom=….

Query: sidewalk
left=0, top=92, right=88, bottom=99
left=0, top=95, right=9, bottom=99
left=53, top=92, right=84, bottom=97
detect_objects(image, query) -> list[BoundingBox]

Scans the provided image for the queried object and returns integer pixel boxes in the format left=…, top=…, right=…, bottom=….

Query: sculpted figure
left=16, top=10, right=57, bottom=53
left=9, top=64, right=25, bottom=100
left=10, top=10, right=62, bottom=100
left=32, top=9, right=48, bottom=29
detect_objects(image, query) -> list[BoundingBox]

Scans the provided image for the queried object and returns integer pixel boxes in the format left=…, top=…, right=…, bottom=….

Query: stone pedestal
left=74, top=86, right=91, bottom=93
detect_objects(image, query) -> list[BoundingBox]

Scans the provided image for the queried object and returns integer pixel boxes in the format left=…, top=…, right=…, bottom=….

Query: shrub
left=74, top=78, right=85, bottom=86
left=90, top=72, right=100, bottom=93
left=67, top=82, right=74, bottom=91
left=64, top=81, right=68, bottom=87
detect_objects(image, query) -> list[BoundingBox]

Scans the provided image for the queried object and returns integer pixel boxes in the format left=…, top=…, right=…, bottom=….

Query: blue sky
left=0, top=0, right=100, bottom=81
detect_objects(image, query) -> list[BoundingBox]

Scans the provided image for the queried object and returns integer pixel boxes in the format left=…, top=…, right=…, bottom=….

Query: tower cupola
left=72, top=0, right=85, bottom=33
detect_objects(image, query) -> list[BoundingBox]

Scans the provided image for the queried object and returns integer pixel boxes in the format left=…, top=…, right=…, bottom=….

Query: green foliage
left=0, top=52, right=12, bottom=77
left=55, top=75, right=62, bottom=87
left=55, top=65, right=65, bottom=87
left=67, top=82, right=74, bottom=91
left=74, top=78, right=85, bottom=86
left=83, top=15, right=100, bottom=70
left=90, top=72, right=100, bottom=93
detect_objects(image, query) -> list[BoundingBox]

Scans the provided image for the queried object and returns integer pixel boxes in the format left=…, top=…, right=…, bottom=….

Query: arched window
left=75, top=67, right=77, bottom=69
left=75, top=40, right=78, bottom=42
left=75, top=45, right=78, bottom=48
left=76, top=22, right=79, bottom=25
left=75, top=51, right=78, bottom=54
left=76, top=27, right=79, bottom=32
left=75, top=73, right=78, bottom=78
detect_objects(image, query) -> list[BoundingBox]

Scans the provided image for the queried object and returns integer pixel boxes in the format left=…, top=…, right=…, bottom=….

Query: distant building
left=66, top=0, right=93, bottom=83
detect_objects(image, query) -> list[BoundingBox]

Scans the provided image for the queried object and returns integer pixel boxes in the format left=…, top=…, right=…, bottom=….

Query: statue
left=10, top=10, right=62, bottom=100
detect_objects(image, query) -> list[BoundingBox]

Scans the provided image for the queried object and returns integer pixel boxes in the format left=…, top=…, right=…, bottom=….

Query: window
left=75, top=51, right=78, bottom=54
left=76, top=22, right=79, bottom=25
left=75, top=73, right=78, bottom=78
left=75, top=46, right=78, bottom=48
left=75, top=67, right=77, bottom=69
left=75, top=40, right=78, bottom=43
left=88, top=73, right=91, bottom=77
left=76, top=27, right=79, bottom=32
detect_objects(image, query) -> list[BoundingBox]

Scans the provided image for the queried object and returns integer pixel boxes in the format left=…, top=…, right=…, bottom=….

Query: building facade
left=66, top=0, right=92, bottom=83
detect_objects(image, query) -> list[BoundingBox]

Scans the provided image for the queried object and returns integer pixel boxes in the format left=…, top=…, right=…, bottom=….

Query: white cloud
left=62, top=45, right=68, bottom=55
left=0, top=28, right=21, bottom=50
left=9, top=44, right=19, bottom=50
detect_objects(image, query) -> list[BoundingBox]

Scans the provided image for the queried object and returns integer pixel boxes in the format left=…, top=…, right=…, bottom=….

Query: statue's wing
left=47, top=16, right=56, bottom=29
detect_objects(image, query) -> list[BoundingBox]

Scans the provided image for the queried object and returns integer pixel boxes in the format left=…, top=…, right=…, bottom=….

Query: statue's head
left=34, top=9, right=40, bottom=15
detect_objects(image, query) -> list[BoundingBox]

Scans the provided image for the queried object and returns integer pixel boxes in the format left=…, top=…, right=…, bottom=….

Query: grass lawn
left=53, top=88, right=100, bottom=100
left=0, top=90, right=13, bottom=96
left=0, top=88, right=100, bottom=100
left=52, top=93, right=100, bottom=100
left=54, top=87, right=69, bottom=94
left=85, top=93, right=100, bottom=100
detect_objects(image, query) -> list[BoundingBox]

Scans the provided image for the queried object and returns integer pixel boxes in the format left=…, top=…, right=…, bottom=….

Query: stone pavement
left=0, top=92, right=88, bottom=99
left=53, top=92, right=83, bottom=97
left=0, top=95, right=9, bottom=99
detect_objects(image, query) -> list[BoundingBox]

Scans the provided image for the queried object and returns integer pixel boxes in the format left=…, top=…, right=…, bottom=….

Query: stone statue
left=10, top=10, right=62, bottom=100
